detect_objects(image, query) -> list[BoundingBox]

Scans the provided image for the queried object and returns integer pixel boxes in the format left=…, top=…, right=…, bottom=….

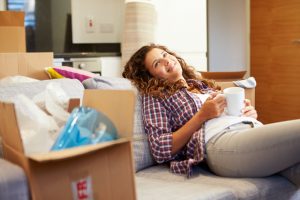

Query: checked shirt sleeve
left=142, top=95, right=173, bottom=163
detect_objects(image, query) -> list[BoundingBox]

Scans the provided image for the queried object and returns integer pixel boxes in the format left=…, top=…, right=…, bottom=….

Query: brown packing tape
left=0, top=11, right=25, bottom=26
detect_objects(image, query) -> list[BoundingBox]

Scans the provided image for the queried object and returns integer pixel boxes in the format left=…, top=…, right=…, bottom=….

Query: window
left=6, top=0, right=36, bottom=27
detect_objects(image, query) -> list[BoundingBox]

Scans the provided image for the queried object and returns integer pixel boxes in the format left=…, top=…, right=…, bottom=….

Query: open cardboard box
left=0, top=52, right=52, bottom=79
left=200, top=71, right=247, bottom=81
left=0, top=90, right=137, bottom=200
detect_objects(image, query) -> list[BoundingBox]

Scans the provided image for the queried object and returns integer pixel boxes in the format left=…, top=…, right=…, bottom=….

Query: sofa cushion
left=280, top=163, right=300, bottom=187
left=135, top=165, right=300, bottom=200
left=0, top=159, right=29, bottom=200
left=83, top=76, right=156, bottom=172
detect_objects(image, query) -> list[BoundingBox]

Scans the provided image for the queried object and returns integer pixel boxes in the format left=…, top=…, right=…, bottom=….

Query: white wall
left=154, top=0, right=207, bottom=71
left=70, top=0, right=208, bottom=71
left=0, top=0, right=6, bottom=10
left=71, top=0, right=124, bottom=43
left=208, top=0, right=249, bottom=73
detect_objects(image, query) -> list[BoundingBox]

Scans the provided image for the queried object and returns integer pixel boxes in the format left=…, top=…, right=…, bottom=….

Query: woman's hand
left=197, top=92, right=226, bottom=121
left=242, top=99, right=258, bottom=119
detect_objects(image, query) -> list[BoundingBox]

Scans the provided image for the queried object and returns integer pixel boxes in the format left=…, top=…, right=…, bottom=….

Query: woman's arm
left=143, top=95, right=174, bottom=163
left=171, top=93, right=226, bottom=154
left=143, top=93, right=226, bottom=163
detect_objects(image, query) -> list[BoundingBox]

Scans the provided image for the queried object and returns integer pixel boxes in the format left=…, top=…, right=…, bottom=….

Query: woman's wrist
left=195, top=110, right=208, bottom=124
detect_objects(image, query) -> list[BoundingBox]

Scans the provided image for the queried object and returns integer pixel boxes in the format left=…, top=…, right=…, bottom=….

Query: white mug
left=223, top=87, right=245, bottom=116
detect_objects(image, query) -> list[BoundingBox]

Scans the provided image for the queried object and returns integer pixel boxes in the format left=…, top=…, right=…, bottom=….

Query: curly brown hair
left=122, top=44, right=219, bottom=98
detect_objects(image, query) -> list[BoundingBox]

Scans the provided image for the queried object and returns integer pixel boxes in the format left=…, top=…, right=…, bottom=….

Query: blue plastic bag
left=51, top=106, right=118, bottom=151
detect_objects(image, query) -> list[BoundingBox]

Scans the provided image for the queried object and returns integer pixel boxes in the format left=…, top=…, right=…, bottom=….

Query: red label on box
left=71, top=176, right=93, bottom=200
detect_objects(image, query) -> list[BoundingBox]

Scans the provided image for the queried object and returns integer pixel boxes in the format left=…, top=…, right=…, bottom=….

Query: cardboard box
left=0, top=11, right=26, bottom=52
left=200, top=71, right=246, bottom=81
left=0, top=90, right=137, bottom=200
left=0, top=52, right=53, bottom=80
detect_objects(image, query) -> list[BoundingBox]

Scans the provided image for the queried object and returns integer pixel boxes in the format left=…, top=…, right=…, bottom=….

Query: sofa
left=83, top=76, right=300, bottom=200
left=0, top=65, right=299, bottom=199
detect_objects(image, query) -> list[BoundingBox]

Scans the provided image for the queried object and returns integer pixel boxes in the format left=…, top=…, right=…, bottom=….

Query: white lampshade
left=121, top=0, right=157, bottom=66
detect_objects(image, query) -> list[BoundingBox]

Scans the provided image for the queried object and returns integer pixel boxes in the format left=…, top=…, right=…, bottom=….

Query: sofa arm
left=0, top=159, right=29, bottom=200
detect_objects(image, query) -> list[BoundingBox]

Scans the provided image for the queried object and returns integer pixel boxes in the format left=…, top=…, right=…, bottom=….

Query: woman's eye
left=154, top=62, right=158, bottom=68
left=163, top=52, right=167, bottom=57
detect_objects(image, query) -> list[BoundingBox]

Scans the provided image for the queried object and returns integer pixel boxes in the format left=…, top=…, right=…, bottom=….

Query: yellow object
left=45, top=67, right=64, bottom=79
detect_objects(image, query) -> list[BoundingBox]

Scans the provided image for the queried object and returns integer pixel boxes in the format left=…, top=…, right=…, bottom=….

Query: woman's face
left=144, top=48, right=184, bottom=83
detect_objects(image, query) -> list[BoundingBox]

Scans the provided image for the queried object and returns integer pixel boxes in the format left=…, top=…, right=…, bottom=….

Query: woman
left=122, top=44, right=300, bottom=183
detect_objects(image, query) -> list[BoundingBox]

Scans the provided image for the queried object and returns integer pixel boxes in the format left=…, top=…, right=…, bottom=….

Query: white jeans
left=206, top=119, right=300, bottom=181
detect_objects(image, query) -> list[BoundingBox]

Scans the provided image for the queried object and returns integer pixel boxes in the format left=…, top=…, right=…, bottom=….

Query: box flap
left=0, top=53, right=53, bottom=79
left=200, top=71, right=246, bottom=80
left=0, top=11, right=24, bottom=26
left=0, top=102, right=24, bottom=153
left=18, top=53, right=53, bottom=79
left=83, top=90, right=136, bottom=139
left=0, top=53, right=18, bottom=77
left=27, top=138, right=130, bottom=162
left=0, top=27, right=26, bottom=52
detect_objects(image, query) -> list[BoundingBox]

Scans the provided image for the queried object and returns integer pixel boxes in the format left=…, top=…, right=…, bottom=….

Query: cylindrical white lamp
left=121, top=0, right=157, bottom=66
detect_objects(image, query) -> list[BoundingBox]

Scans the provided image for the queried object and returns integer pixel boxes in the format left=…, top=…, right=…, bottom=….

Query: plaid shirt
left=142, top=79, right=213, bottom=177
